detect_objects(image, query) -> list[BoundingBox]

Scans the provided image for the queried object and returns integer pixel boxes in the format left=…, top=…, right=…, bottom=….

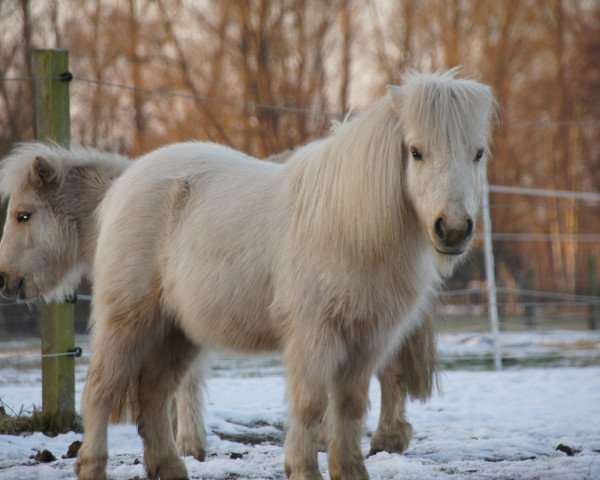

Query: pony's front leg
left=328, top=359, right=372, bottom=480
left=369, top=356, right=412, bottom=456
left=138, top=326, right=198, bottom=480
left=284, top=343, right=328, bottom=480
left=174, top=353, right=207, bottom=461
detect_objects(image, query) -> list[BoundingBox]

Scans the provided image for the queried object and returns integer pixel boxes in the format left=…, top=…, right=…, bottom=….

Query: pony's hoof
left=74, top=457, right=108, bottom=480
left=145, top=453, right=189, bottom=480
left=75, top=445, right=108, bottom=480
left=287, top=473, right=325, bottom=480
left=285, top=462, right=324, bottom=480
left=329, top=464, right=369, bottom=480
left=369, top=420, right=413, bottom=455
left=327, top=451, right=369, bottom=480
left=367, top=447, right=381, bottom=458
left=177, top=436, right=206, bottom=461
left=180, top=446, right=206, bottom=462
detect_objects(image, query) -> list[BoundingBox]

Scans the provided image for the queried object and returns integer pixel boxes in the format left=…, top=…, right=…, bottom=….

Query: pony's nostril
left=464, top=218, right=474, bottom=240
left=0, top=276, right=4, bottom=289
left=434, top=218, right=446, bottom=241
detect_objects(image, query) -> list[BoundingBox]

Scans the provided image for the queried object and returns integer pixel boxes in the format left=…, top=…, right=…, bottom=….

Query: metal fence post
left=589, top=254, right=598, bottom=330
left=481, top=162, right=502, bottom=370
left=33, top=49, right=76, bottom=432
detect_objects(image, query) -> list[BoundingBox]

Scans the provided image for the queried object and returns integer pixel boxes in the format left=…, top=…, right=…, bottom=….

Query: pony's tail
left=110, top=378, right=140, bottom=424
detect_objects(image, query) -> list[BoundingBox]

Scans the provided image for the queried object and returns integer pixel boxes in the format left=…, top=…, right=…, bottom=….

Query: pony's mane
left=287, top=96, right=405, bottom=261
left=397, top=69, right=496, bottom=154
left=0, top=142, right=130, bottom=200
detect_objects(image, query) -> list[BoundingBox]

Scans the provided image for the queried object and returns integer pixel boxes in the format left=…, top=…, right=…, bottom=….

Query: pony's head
left=388, top=69, right=496, bottom=274
left=0, top=143, right=82, bottom=301
left=0, top=142, right=127, bottom=301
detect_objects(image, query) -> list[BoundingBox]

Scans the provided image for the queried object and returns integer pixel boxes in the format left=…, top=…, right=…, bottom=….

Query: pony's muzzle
left=0, top=273, right=24, bottom=300
left=433, top=217, right=474, bottom=255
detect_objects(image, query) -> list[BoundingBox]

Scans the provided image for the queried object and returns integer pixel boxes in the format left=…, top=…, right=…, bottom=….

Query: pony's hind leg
left=137, top=324, right=199, bottom=480
left=76, top=306, right=160, bottom=480
left=327, top=356, right=372, bottom=480
left=369, top=359, right=413, bottom=456
left=369, top=315, right=437, bottom=456
left=174, top=353, right=207, bottom=461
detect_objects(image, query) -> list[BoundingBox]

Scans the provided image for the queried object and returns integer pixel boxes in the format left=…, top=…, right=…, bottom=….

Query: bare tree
left=0, top=0, right=597, bottom=294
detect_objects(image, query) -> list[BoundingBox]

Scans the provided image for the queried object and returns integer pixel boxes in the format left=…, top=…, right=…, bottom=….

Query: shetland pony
left=76, top=70, right=495, bottom=480
left=0, top=142, right=435, bottom=464
left=0, top=143, right=207, bottom=459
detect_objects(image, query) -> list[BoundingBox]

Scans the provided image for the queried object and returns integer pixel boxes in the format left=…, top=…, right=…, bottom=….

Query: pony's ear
left=29, top=156, right=56, bottom=188
left=387, top=85, right=403, bottom=115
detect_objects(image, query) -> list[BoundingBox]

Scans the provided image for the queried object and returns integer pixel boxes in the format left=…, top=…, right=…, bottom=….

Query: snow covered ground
left=1, top=330, right=599, bottom=479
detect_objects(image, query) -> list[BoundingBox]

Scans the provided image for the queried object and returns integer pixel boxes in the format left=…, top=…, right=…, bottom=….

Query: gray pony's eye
left=16, top=212, right=31, bottom=223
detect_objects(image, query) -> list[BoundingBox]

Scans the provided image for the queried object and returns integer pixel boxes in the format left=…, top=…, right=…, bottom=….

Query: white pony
left=76, top=70, right=495, bottom=480
left=0, top=141, right=436, bottom=460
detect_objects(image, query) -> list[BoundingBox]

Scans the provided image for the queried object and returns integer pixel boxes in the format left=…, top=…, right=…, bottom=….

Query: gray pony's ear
left=387, top=85, right=403, bottom=115
left=29, top=156, right=56, bottom=188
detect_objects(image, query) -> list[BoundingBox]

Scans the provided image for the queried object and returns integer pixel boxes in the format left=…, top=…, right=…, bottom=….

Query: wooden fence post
left=33, top=49, right=76, bottom=432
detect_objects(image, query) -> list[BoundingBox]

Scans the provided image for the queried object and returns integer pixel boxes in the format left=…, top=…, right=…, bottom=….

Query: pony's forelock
left=0, top=142, right=61, bottom=200
left=397, top=69, right=496, bottom=155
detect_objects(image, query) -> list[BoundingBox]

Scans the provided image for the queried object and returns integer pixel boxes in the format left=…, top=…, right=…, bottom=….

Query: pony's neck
left=288, top=97, right=416, bottom=264
left=66, top=157, right=130, bottom=269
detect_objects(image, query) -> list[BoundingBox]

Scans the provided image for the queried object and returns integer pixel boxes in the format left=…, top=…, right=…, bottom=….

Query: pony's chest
left=366, top=249, right=436, bottom=310
left=324, top=253, right=436, bottom=330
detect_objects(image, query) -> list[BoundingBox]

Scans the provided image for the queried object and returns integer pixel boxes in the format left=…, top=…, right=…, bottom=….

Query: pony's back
left=93, top=141, right=286, bottom=349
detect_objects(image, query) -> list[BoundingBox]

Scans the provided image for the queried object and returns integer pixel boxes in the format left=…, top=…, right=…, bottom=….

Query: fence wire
left=3, top=73, right=600, bottom=126
left=0, top=72, right=598, bottom=348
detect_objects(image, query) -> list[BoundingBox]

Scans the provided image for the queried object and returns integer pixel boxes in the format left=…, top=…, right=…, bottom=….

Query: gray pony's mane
left=0, top=142, right=129, bottom=200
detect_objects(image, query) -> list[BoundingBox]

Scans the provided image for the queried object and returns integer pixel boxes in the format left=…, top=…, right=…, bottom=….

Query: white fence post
left=482, top=163, right=503, bottom=370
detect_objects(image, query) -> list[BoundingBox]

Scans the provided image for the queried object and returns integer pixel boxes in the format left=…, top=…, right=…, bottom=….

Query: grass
left=0, top=404, right=82, bottom=436
left=441, top=353, right=600, bottom=370
left=435, top=314, right=594, bottom=333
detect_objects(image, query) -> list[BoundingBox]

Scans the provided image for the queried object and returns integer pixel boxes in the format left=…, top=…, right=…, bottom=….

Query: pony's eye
left=474, top=148, right=485, bottom=162
left=410, top=147, right=423, bottom=161
left=16, top=212, right=31, bottom=223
